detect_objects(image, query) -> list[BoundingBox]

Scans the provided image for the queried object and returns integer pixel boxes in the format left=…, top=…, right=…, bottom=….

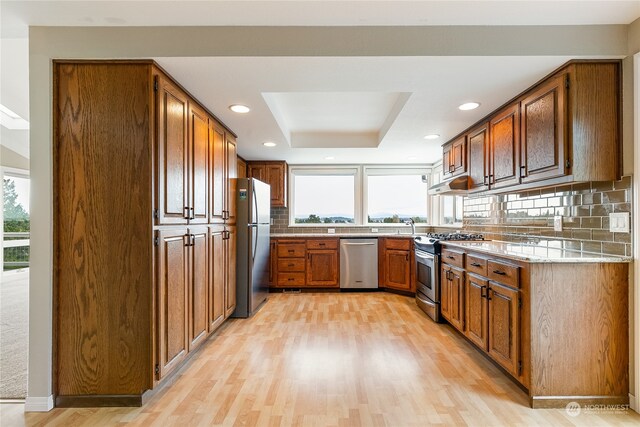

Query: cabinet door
left=468, top=124, right=489, bottom=192
left=225, top=226, right=237, bottom=317
left=520, top=74, right=567, bottom=183
left=488, top=281, right=520, bottom=377
left=269, top=240, right=277, bottom=286
left=267, top=164, right=286, bottom=207
left=209, top=121, right=226, bottom=224
left=188, top=227, right=208, bottom=351
left=189, top=103, right=209, bottom=224
left=442, top=143, right=452, bottom=177
left=306, top=249, right=339, bottom=287
left=237, top=158, right=247, bottom=179
left=157, top=228, right=189, bottom=379
left=248, top=164, right=265, bottom=182
left=450, top=136, right=467, bottom=177
left=489, top=104, right=520, bottom=190
left=157, top=75, right=189, bottom=225
left=440, top=265, right=451, bottom=321
left=208, top=225, right=225, bottom=332
left=465, top=274, right=488, bottom=350
left=226, top=135, right=238, bottom=225
left=448, top=266, right=465, bottom=332
left=385, top=249, right=411, bottom=291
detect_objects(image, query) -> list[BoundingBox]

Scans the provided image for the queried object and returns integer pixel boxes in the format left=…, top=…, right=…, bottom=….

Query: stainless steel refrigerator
left=232, top=178, right=271, bottom=318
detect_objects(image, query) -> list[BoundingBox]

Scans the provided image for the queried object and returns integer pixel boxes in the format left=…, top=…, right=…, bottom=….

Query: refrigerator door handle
left=251, top=182, right=259, bottom=225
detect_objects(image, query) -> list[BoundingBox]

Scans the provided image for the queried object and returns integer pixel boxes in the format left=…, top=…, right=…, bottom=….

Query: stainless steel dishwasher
left=340, top=238, right=378, bottom=289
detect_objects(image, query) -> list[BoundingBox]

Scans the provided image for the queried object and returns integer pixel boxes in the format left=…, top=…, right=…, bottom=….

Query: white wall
left=26, top=24, right=635, bottom=409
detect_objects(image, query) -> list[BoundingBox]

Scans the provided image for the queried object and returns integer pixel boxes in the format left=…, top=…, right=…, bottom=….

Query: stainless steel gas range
left=414, top=232, right=484, bottom=322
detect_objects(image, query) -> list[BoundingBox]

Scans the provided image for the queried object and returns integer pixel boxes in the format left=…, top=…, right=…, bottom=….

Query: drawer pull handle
left=470, top=262, right=482, bottom=267
left=480, top=285, right=487, bottom=298
left=288, top=278, right=295, bottom=281
left=492, top=270, right=506, bottom=275
left=319, top=243, right=326, bottom=246
left=288, top=249, right=295, bottom=253
left=447, top=256, right=456, bottom=260
left=288, top=264, right=294, bottom=267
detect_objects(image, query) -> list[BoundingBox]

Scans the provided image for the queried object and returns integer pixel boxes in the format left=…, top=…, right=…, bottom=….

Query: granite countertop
left=270, top=233, right=416, bottom=238
left=441, top=240, right=631, bottom=264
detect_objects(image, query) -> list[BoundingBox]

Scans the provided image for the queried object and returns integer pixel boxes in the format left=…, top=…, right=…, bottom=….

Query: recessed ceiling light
left=263, top=142, right=276, bottom=147
left=324, top=156, right=335, bottom=160
left=424, top=134, right=440, bottom=140
left=229, top=104, right=250, bottom=113
left=458, top=102, right=480, bottom=111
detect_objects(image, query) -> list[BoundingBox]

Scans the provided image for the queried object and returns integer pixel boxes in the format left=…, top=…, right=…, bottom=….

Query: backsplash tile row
left=463, top=176, right=633, bottom=256
left=270, top=207, right=430, bottom=235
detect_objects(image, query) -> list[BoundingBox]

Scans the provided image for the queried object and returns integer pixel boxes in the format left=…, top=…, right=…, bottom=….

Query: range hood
left=428, top=176, right=470, bottom=195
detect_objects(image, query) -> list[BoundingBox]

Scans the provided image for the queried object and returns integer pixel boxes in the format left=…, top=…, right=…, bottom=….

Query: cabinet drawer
left=385, top=238, right=411, bottom=250
left=466, top=253, right=488, bottom=277
left=277, top=272, right=305, bottom=286
left=487, top=259, right=520, bottom=288
left=307, top=239, right=338, bottom=250
left=277, top=243, right=306, bottom=258
left=278, top=258, right=305, bottom=272
left=441, top=249, right=464, bottom=268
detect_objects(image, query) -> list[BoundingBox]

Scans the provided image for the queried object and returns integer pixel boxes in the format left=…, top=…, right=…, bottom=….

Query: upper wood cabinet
left=467, top=123, right=490, bottom=193
left=157, top=75, right=190, bottom=225
left=442, top=136, right=466, bottom=178
left=209, top=121, right=237, bottom=225
left=520, top=74, right=567, bottom=184
left=188, top=103, right=210, bottom=224
left=442, top=60, right=621, bottom=194
left=237, top=157, right=247, bottom=179
left=489, top=104, right=521, bottom=190
left=247, top=161, right=288, bottom=207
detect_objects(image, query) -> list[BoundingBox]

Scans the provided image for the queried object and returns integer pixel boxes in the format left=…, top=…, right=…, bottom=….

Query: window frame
left=363, top=166, right=431, bottom=226
left=429, top=163, right=464, bottom=228
left=288, top=165, right=361, bottom=227
left=288, top=164, right=432, bottom=227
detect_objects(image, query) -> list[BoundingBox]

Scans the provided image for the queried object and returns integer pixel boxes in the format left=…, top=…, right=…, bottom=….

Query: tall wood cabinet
left=53, top=60, right=238, bottom=407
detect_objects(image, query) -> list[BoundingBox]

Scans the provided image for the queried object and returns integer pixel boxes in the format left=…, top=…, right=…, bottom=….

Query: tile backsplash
left=270, top=207, right=430, bottom=235
left=463, top=176, right=633, bottom=256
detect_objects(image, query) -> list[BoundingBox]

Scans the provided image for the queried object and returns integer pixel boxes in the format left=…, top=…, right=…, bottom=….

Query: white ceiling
left=1, top=1, right=638, bottom=164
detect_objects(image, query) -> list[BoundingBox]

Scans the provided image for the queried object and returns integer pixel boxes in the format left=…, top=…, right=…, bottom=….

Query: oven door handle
left=416, top=293, right=436, bottom=307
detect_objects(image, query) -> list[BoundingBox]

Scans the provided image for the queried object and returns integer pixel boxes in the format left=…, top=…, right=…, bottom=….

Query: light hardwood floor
left=2, top=292, right=639, bottom=426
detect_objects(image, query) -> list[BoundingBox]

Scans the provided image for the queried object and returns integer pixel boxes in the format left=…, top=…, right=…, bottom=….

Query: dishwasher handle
left=342, top=242, right=376, bottom=246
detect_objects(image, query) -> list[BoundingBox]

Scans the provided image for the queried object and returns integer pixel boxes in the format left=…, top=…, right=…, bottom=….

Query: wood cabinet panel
left=208, top=226, right=225, bottom=332
left=225, top=226, right=237, bottom=317
left=384, top=238, right=411, bottom=250
left=269, top=240, right=277, bottom=285
left=467, top=123, right=489, bottom=192
left=306, top=239, right=339, bottom=250
left=247, top=161, right=288, bottom=207
left=278, top=258, right=306, bottom=272
left=188, top=228, right=208, bottom=350
left=54, top=62, right=153, bottom=396
left=466, top=254, right=488, bottom=277
left=520, top=74, right=567, bottom=183
left=157, top=75, right=189, bottom=225
left=226, top=135, right=238, bottom=225
left=189, top=103, right=209, bottom=224
left=441, top=249, right=464, bottom=269
left=488, top=281, right=520, bottom=377
left=209, top=122, right=226, bottom=224
left=440, top=265, right=451, bottom=321
left=385, top=250, right=411, bottom=290
left=306, top=250, right=339, bottom=287
left=237, top=158, right=247, bottom=179
left=442, top=136, right=466, bottom=178
left=277, top=272, right=306, bottom=286
left=157, top=229, right=189, bottom=380
left=448, top=267, right=465, bottom=332
left=465, top=274, right=489, bottom=349
left=277, top=242, right=306, bottom=258
left=489, top=104, right=520, bottom=189
left=487, top=260, right=520, bottom=288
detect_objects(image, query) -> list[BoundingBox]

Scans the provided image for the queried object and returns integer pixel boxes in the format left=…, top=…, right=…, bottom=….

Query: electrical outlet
left=553, top=215, right=563, bottom=232
left=609, top=213, right=630, bottom=233
left=270, top=218, right=274, bottom=225
left=327, top=228, right=336, bottom=234
left=371, top=228, right=379, bottom=233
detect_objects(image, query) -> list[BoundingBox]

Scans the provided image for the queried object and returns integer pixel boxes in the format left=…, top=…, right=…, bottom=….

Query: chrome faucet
left=405, top=218, right=416, bottom=235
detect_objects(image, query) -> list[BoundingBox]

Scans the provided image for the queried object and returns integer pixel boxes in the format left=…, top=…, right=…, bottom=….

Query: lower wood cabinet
left=157, top=228, right=190, bottom=380
left=441, top=263, right=464, bottom=331
left=208, top=226, right=226, bottom=332
left=487, top=281, right=520, bottom=376
left=465, top=273, right=489, bottom=349
left=224, top=226, right=237, bottom=317
left=189, top=227, right=209, bottom=351
left=378, top=237, right=414, bottom=292
left=271, top=237, right=339, bottom=288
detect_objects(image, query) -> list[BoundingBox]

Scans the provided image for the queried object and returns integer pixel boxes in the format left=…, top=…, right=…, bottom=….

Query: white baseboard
left=24, top=395, right=54, bottom=412
left=631, top=393, right=639, bottom=413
